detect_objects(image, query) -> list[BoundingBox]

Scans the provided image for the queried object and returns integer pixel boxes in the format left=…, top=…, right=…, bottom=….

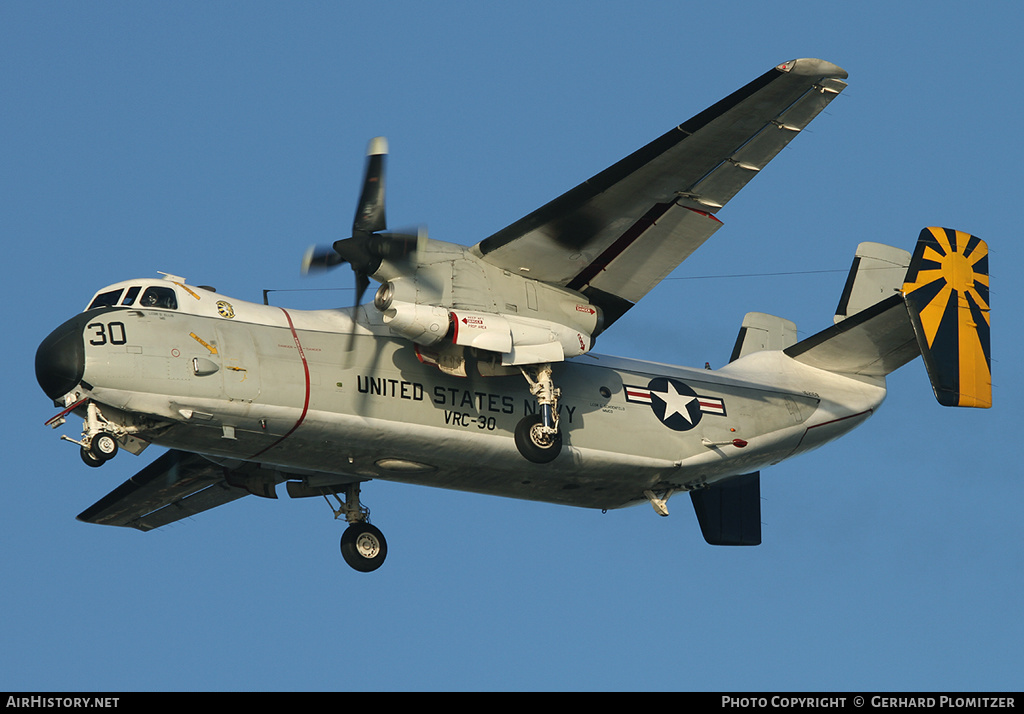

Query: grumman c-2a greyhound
left=35, top=59, right=991, bottom=572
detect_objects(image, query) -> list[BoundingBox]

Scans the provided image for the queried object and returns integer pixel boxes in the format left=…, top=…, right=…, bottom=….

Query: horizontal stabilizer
left=903, top=227, right=991, bottom=408
left=785, top=294, right=919, bottom=376
left=690, top=472, right=761, bottom=546
left=785, top=240, right=920, bottom=376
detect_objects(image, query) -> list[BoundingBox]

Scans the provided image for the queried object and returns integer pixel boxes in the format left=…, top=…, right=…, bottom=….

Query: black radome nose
left=35, top=314, right=87, bottom=401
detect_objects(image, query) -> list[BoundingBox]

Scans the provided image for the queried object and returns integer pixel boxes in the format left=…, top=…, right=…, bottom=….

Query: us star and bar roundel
left=624, top=377, right=726, bottom=431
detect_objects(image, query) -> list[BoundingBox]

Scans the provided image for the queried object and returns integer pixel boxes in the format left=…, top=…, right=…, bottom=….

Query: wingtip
left=367, top=136, right=389, bottom=156
left=776, top=58, right=848, bottom=80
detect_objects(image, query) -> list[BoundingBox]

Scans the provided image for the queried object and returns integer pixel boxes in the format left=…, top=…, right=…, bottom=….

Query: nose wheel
left=80, top=432, right=118, bottom=467
left=90, top=432, right=119, bottom=461
left=50, top=400, right=125, bottom=468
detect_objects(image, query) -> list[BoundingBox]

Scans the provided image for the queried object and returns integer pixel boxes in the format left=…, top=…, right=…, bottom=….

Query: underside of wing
left=77, top=450, right=280, bottom=531
left=472, top=58, right=848, bottom=327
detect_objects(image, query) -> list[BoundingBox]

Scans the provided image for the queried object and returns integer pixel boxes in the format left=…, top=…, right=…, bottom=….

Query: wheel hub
left=354, top=532, right=381, bottom=559
left=530, top=423, right=555, bottom=448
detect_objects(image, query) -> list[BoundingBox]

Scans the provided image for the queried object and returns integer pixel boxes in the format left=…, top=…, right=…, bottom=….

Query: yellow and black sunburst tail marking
left=902, top=227, right=990, bottom=408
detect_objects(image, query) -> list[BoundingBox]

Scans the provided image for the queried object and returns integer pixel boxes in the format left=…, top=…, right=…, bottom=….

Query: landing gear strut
left=53, top=400, right=122, bottom=468
left=323, top=482, right=388, bottom=572
left=514, top=364, right=563, bottom=463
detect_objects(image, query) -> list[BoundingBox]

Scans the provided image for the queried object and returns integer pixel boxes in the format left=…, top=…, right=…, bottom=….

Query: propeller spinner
left=302, top=136, right=423, bottom=308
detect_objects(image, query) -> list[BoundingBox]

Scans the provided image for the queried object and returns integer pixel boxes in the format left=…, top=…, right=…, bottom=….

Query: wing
left=77, top=449, right=280, bottom=531
left=471, top=58, right=848, bottom=326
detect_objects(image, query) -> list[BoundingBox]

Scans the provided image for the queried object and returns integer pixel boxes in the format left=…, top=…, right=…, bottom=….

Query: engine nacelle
left=378, top=300, right=451, bottom=346
left=374, top=276, right=599, bottom=365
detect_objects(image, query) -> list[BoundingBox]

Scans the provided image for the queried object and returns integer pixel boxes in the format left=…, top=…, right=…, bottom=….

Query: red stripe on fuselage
left=249, top=307, right=311, bottom=459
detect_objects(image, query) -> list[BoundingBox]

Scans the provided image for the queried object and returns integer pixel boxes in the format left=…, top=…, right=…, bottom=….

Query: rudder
left=902, top=227, right=991, bottom=408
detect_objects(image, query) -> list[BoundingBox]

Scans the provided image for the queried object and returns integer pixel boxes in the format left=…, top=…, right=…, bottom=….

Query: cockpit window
left=122, top=286, right=141, bottom=306
left=139, top=286, right=178, bottom=310
left=87, top=289, right=123, bottom=310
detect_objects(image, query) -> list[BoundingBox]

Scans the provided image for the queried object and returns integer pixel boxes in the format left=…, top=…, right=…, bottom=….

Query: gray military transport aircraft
left=35, top=58, right=991, bottom=572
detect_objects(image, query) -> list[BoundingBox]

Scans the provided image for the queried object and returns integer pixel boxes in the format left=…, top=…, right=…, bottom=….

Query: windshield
left=87, top=289, right=123, bottom=310
left=139, top=286, right=177, bottom=309
left=86, top=285, right=178, bottom=311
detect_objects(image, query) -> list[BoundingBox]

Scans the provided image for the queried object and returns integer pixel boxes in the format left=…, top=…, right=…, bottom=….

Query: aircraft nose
left=35, top=314, right=87, bottom=401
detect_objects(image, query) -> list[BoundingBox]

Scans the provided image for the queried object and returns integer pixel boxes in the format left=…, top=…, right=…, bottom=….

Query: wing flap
left=566, top=203, right=724, bottom=303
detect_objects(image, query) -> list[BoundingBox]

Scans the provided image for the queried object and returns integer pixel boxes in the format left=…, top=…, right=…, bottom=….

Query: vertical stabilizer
left=902, top=227, right=991, bottom=408
left=690, top=473, right=761, bottom=546
left=729, top=312, right=797, bottom=361
left=834, top=242, right=911, bottom=323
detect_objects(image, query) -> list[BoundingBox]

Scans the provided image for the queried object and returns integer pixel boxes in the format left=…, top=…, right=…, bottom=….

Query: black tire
left=80, top=446, right=104, bottom=468
left=340, top=523, right=388, bottom=573
left=89, top=433, right=118, bottom=462
left=514, top=413, right=562, bottom=463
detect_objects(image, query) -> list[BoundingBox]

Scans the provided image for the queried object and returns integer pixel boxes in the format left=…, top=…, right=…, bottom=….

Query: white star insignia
left=651, top=381, right=697, bottom=424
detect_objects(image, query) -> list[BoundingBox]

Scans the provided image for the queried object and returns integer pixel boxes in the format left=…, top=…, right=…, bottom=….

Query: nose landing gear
left=81, top=431, right=119, bottom=467
left=47, top=399, right=125, bottom=468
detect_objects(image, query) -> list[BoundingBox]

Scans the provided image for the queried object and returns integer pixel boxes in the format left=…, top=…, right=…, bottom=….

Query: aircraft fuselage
left=37, top=275, right=886, bottom=511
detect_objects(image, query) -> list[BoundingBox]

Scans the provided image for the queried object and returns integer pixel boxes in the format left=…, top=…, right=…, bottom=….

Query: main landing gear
left=323, top=482, right=388, bottom=572
left=514, top=364, right=563, bottom=464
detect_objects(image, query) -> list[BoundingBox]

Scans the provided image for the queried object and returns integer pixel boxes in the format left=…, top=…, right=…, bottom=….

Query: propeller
left=302, top=136, right=424, bottom=309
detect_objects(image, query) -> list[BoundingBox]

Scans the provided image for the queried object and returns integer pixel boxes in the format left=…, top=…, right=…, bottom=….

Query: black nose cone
left=36, top=314, right=87, bottom=401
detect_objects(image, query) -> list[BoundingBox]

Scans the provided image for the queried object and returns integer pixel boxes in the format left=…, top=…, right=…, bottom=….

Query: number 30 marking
left=87, top=321, right=127, bottom=346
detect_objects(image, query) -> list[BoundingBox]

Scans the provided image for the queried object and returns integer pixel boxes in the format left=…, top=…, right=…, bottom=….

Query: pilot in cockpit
left=139, top=286, right=177, bottom=310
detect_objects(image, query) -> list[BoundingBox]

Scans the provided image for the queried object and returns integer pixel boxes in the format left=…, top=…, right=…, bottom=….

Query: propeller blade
left=344, top=270, right=373, bottom=354
left=301, top=245, right=346, bottom=274
left=353, top=270, right=371, bottom=310
left=352, top=137, right=388, bottom=235
left=300, top=138, right=425, bottom=332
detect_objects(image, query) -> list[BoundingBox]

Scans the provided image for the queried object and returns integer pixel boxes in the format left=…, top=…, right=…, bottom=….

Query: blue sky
left=3, top=1, right=1021, bottom=692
